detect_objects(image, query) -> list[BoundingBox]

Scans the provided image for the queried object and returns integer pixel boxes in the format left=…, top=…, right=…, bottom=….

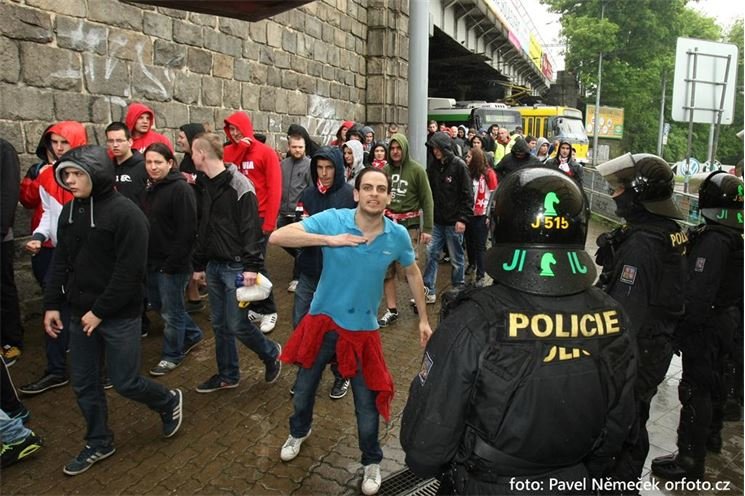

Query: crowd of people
left=0, top=106, right=742, bottom=496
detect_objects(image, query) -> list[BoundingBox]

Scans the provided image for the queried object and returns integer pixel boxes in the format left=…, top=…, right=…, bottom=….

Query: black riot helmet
left=693, top=170, right=744, bottom=229
left=485, top=167, right=597, bottom=296
left=597, top=153, right=685, bottom=219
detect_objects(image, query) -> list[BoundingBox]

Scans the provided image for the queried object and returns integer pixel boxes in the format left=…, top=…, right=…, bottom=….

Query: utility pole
left=656, top=72, right=667, bottom=156
left=591, top=1, right=605, bottom=167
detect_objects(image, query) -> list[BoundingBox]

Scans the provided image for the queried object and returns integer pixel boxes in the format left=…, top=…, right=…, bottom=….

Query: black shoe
left=723, top=400, right=742, bottom=422
left=63, top=444, right=116, bottom=475
left=1, top=431, right=43, bottom=468
left=651, top=452, right=704, bottom=481
left=161, top=389, right=183, bottom=438
left=195, top=374, right=238, bottom=393
left=101, top=377, right=113, bottom=390
left=18, top=374, right=69, bottom=395
left=329, top=377, right=350, bottom=399
left=265, top=343, right=282, bottom=383
left=183, top=337, right=203, bottom=355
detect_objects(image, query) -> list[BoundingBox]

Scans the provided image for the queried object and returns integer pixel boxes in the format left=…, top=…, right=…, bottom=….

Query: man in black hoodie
left=44, top=146, right=184, bottom=476
left=106, top=121, right=151, bottom=337
left=176, top=123, right=206, bottom=311
left=176, top=123, right=206, bottom=176
left=420, top=132, right=473, bottom=304
left=494, top=136, right=543, bottom=181
left=105, top=122, right=148, bottom=209
left=0, top=139, right=23, bottom=367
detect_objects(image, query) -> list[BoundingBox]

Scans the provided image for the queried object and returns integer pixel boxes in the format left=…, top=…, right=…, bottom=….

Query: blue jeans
left=69, top=316, right=173, bottom=448
left=290, top=331, right=382, bottom=465
left=148, top=271, right=204, bottom=363
left=249, top=225, right=277, bottom=315
left=37, top=248, right=70, bottom=377
left=0, top=409, right=30, bottom=444
left=291, top=273, right=342, bottom=381
left=464, top=216, right=488, bottom=279
left=206, top=261, right=279, bottom=384
left=277, top=215, right=300, bottom=280
left=423, top=224, right=465, bottom=292
left=292, top=273, right=318, bottom=328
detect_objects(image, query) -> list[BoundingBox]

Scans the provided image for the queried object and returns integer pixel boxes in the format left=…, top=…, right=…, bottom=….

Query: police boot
left=652, top=382, right=707, bottom=481
left=722, top=399, right=742, bottom=422
left=705, top=429, right=722, bottom=454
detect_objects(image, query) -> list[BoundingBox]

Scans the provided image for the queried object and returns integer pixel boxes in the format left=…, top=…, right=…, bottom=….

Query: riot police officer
left=651, top=171, right=743, bottom=481
left=594, top=153, right=688, bottom=484
left=401, top=167, right=637, bottom=495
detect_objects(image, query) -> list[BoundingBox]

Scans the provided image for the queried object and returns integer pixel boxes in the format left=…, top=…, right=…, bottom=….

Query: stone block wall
left=0, top=0, right=392, bottom=182
left=1, top=0, right=410, bottom=318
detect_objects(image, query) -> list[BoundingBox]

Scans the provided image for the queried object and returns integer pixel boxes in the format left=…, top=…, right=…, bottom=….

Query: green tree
left=542, top=0, right=741, bottom=165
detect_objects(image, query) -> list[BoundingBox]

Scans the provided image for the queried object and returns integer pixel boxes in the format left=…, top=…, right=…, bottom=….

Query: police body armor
left=688, top=224, right=744, bottom=310
left=440, top=283, right=635, bottom=491
left=596, top=223, right=687, bottom=321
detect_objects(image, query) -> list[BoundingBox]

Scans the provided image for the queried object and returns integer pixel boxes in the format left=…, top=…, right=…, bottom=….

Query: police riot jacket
left=400, top=283, right=637, bottom=482
left=676, top=224, right=743, bottom=336
left=595, top=215, right=687, bottom=336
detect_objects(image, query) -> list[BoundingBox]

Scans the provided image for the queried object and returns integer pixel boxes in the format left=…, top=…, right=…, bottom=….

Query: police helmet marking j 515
left=485, top=167, right=597, bottom=296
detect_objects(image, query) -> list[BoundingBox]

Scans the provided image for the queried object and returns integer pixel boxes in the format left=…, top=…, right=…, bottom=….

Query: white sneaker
left=280, top=430, right=311, bottom=461
left=247, top=310, right=262, bottom=323
left=361, top=463, right=382, bottom=495
left=260, top=313, right=278, bottom=333
left=287, top=280, right=298, bottom=292
left=410, top=288, right=436, bottom=305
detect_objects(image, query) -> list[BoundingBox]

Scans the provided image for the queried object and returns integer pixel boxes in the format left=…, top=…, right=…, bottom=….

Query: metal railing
left=583, top=167, right=702, bottom=227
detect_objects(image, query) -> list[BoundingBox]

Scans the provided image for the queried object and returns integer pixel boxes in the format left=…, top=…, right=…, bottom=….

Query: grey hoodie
left=279, top=153, right=311, bottom=216
left=343, top=139, right=365, bottom=186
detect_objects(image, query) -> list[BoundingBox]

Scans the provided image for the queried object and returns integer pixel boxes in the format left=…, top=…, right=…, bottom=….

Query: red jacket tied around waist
left=280, top=313, right=394, bottom=421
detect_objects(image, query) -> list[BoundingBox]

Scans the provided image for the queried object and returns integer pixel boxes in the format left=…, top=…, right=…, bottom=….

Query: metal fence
left=583, top=167, right=702, bottom=227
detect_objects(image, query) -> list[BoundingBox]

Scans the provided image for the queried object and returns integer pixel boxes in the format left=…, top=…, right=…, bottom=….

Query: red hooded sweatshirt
left=34, top=121, right=87, bottom=247
left=223, top=112, right=282, bottom=232
left=125, top=102, right=173, bottom=153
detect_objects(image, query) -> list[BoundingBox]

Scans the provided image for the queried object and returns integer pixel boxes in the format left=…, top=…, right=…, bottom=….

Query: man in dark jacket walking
left=44, top=146, right=183, bottom=476
left=190, top=133, right=282, bottom=393
left=420, top=132, right=473, bottom=304
left=142, top=143, right=204, bottom=376
left=0, top=139, right=23, bottom=366
left=278, top=134, right=312, bottom=293
left=495, top=136, right=543, bottom=181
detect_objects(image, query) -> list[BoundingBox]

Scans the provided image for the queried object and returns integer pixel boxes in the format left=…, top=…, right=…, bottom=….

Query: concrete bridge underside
left=428, top=0, right=550, bottom=104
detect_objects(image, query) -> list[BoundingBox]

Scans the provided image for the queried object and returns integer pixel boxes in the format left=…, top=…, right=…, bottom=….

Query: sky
left=525, top=0, right=743, bottom=72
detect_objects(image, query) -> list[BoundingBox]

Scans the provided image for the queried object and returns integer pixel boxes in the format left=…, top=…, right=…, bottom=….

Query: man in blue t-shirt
left=269, top=167, right=432, bottom=496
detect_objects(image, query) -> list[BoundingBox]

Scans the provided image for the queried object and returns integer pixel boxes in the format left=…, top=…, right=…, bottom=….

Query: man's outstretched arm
left=269, top=221, right=367, bottom=248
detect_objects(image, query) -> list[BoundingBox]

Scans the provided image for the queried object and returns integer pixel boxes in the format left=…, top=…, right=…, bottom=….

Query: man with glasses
left=105, top=122, right=147, bottom=210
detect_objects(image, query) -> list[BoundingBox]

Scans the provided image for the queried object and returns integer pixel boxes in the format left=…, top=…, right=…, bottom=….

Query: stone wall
left=2, top=0, right=366, bottom=154
left=1, top=0, right=410, bottom=317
